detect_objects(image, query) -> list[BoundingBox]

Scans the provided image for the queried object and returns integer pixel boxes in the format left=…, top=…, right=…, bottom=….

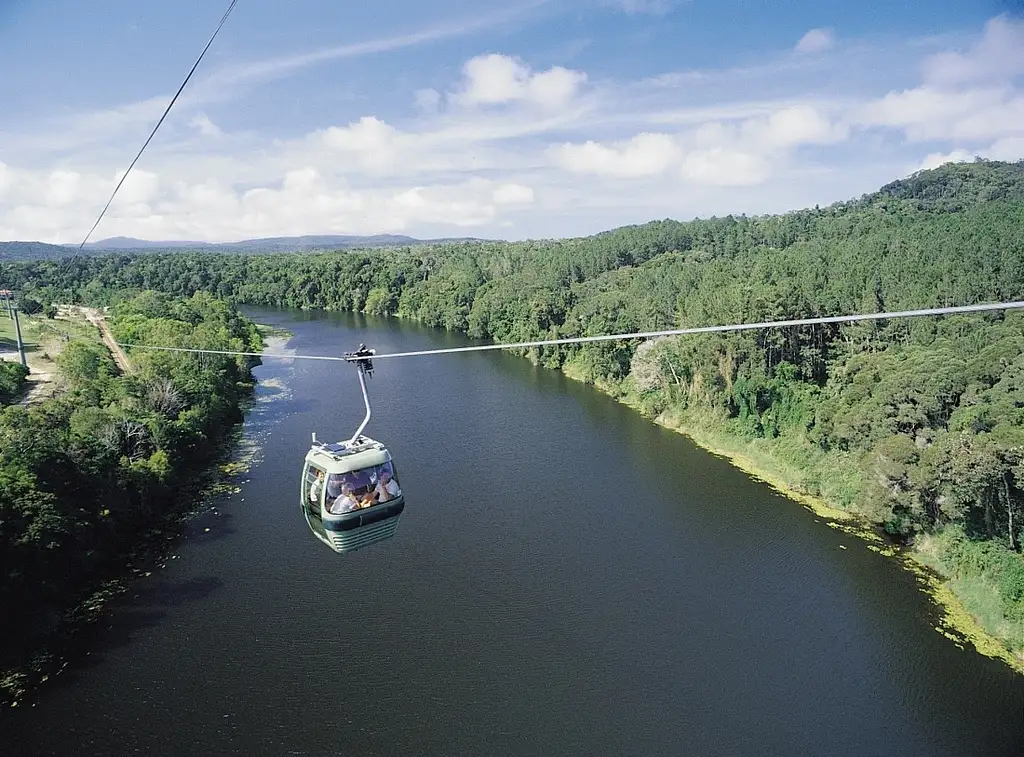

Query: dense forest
left=0, top=292, right=261, bottom=699
left=0, top=362, right=28, bottom=405
left=3, top=158, right=1024, bottom=657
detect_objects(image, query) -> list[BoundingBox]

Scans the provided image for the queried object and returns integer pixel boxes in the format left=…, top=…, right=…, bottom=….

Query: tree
left=18, top=296, right=42, bottom=315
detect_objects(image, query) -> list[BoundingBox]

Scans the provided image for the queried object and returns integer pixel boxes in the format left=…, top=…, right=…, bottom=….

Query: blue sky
left=0, top=0, right=1022, bottom=243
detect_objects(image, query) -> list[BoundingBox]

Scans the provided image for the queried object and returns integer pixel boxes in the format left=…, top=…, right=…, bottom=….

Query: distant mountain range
left=0, top=234, right=492, bottom=261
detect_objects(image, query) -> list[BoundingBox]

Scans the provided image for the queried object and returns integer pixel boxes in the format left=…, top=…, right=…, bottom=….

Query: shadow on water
left=184, top=509, right=238, bottom=544
left=0, top=575, right=224, bottom=723
left=0, top=502, right=239, bottom=716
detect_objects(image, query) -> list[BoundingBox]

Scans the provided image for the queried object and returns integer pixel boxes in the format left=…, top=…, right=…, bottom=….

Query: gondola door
left=301, top=462, right=328, bottom=542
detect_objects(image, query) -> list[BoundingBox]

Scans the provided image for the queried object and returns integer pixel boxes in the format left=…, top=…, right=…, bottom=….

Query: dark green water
left=3, top=308, right=1022, bottom=756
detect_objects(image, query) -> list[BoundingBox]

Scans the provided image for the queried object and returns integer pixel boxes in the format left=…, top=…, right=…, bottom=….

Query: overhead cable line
left=115, top=299, right=1024, bottom=363
left=76, top=0, right=242, bottom=252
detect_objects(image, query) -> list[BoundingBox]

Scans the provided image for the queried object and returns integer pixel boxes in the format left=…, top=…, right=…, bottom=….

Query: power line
left=115, top=299, right=1024, bottom=363
left=76, top=0, right=242, bottom=252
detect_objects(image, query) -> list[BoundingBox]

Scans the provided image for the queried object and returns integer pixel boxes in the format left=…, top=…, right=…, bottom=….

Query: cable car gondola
left=299, top=346, right=405, bottom=554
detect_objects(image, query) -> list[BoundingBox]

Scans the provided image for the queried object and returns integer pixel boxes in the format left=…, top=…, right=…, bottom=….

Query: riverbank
left=0, top=328, right=292, bottom=708
left=0, top=429, right=254, bottom=708
left=0, top=300, right=270, bottom=708
left=558, top=358, right=1024, bottom=675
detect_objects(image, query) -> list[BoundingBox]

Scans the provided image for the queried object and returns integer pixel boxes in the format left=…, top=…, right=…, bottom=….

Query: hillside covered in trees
left=4, top=158, right=1024, bottom=660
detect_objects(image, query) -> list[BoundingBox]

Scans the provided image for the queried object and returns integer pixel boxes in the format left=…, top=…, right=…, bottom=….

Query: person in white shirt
left=309, top=469, right=324, bottom=504
left=373, top=468, right=401, bottom=503
left=329, top=482, right=360, bottom=514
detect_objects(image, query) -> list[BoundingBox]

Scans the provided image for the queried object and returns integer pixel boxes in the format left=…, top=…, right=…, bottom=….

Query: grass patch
left=913, top=531, right=1024, bottom=668
left=1, top=310, right=108, bottom=403
left=0, top=314, right=36, bottom=352
left=946, top=574, right=1024, bottom=650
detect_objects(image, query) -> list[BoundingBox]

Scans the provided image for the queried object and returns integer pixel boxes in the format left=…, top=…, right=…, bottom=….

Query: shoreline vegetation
left=0, top=293, right=264, bottom=706
left=4, top=159, right=1024, bottom=673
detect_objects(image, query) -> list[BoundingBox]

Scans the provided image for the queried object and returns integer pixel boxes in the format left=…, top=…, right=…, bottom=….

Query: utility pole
left=13, top=306, right=27, bottom=368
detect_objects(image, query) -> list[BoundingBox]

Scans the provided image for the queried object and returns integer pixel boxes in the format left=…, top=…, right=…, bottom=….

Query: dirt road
left=2, top=306, right=134, bottom=406
left=78, top=306, right=133, bottom=375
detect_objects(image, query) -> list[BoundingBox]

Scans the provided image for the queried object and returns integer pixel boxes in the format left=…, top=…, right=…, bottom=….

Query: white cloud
left=744, top=104, right=846, bottom=148
left=548, top=133, right=682, bottom=177
left=451, top=54, right=587, bottom=108
left=853, top=18, right=1024, bottom=147
left=681, top=149, right=771, bottom=186
left=922, top=16, right=1024, bottom=86
left=190, top=114, right=222, bottom=137
left=987, top=137, right=1024, bottom=162
left=0, top=161, right=14, bottom=200
left=548, top=103, right=845, bottom=184
left=795, top=28, right=835, bottom=55
left=0, top=155, right=541, bottom=242
left=456, top=54, right=528, bottom=105
left=45, top=171, right=83, bottom=207
left=492, top=183, right=535, bottom=204
left=918, top=149, right=973, bottom=171
left=856, top=86, right=1024, bottom=142
left=317, top=117, right=404, bottom=174
left=415, top=88, right=441, bottom=112
left=114, top=169, right=160, bottom=205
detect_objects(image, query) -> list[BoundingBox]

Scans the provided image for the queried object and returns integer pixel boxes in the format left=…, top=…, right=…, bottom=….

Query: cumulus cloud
left=918, top=149, right=973, bottom=171
left=922, top=15, right=1024, bottom=86
left=549, top=104, right=844, bottom=184
left=0, top=152, right=539, bottom=242
left=44, top=171, right=83, bottom=207
left=856, top=85, right=1024, bottom=143
left=744, top=104, right=846, bottom=148
left=0, top=161, right=12, bottom=200
left=681, top=149, right=771, bottom=186
left=795, top=28, right=835, bottom=55
left=190, top=114, right=223, bottom=137
left=987, top=136, right=1024, bottom=162
left=114, top=169, right=161, bottom=205
left=317, top=116, right=404, bottom=174
left=850, top=18, right=1024, bottom=148
left=451, top=54, right=587, bottom=108
left=492, top=183, right=535, bottom=204
left=548, top=133, right=682, bottom=177
left=415, top=88, right=441, bottom=112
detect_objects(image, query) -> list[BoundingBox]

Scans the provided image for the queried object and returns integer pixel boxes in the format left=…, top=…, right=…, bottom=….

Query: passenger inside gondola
left=329, top=482, right=359, bottom=514
left=347, top=468, right=372, bottom=497
left=309, top=469, right=324, bottom=504
left=322, top=464, right=402, bottom=514
left=326, top=473, right=344, bottom=501
left=373, top=466, right=401, bottom=503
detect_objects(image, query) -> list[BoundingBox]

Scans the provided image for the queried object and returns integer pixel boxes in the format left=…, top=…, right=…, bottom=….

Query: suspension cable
left=115, top=299, right=1024, bottom=362
left=76, top=0, right=242, bottom=251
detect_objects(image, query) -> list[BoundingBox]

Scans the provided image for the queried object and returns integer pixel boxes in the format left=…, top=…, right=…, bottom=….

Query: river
left=2, top=308, right=1022, bottom=756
